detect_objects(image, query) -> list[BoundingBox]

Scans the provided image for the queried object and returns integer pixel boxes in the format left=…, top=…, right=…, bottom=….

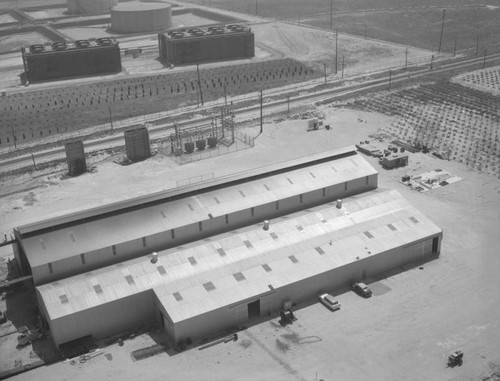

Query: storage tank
left=65, top=141, right=86, bottom=176
left=124, top=127, right=151, bottom=162
left=67, top=0, right=117, bottom=14
left=111, top=2, right=172, bottom=33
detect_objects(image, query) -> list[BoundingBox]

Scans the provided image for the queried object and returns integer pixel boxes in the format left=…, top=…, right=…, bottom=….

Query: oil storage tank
left=67, top=0, right=117, bottom=14
left=65, top=141, right=86, bottom=176
left=124, top=126, right=151, bottom=162
left=111, top=2, right=172, bottom=34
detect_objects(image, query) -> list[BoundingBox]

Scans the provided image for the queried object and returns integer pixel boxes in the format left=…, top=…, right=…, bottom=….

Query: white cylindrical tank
left=68, top=0, right=118, bottom=14
left=111, top=2, right=172, bottom=34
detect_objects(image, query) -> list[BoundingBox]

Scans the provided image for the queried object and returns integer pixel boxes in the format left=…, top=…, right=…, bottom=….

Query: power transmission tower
left=335, top=29, right=338, bottom=74
left=438, top=9, right=446, bottom=52
left=259, top=90, right=263, bottom=134
left=330, top=0, right=333, bottom=30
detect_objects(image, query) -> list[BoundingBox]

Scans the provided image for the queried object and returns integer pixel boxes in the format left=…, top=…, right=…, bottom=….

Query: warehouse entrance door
left=247, top=300, right=260, bottom=319
left=432, top=237, right=439, bottom=253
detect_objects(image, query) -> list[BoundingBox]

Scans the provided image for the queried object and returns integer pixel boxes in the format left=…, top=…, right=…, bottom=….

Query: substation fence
left=172, top=131, right=255, bottom=166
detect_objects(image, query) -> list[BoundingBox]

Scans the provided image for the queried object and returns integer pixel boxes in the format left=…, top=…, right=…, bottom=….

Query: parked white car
left=318, top=293, right=341, bottom=311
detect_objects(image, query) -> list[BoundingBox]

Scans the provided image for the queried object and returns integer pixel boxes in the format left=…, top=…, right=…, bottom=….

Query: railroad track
left=1, top=51, right=499, bottom=173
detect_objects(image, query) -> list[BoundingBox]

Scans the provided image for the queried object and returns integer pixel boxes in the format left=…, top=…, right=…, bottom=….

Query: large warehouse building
left=15, top=147, right=376, bottom=285
left=111, top=2, right=172, bottom=34
left=158, top=24, right=254, bottom=65
left=14, top=147, right=442, bottom=348
left=21, top=38, right=121, bottom=83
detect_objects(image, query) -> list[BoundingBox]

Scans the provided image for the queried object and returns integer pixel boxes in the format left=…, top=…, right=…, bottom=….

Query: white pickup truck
left=318, top=293, right=341, bottom=311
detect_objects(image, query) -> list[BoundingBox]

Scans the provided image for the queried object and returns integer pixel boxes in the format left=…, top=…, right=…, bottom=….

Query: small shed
left=381, top=153, right=408, bottom=169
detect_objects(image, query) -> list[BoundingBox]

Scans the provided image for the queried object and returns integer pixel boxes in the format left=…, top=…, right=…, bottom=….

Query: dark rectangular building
left=21, top=38, right=121, bottom=83
left=159, top=24, right=254, bottom=65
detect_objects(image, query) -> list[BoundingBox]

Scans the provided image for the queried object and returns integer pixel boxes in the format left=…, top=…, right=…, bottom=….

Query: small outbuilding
left=381, top=153, right=409, bottom=169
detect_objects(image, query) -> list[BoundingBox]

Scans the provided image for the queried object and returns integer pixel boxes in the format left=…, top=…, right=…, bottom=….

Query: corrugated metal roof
left=18, top=147, right=357, bottom=235
left=23, top=150, right=376, bottom=268
left=37, top=190, right=441, bottom=323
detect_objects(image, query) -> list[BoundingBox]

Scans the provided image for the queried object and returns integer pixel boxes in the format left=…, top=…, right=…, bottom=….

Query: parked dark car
left=351, top=282, right=372, bottom=298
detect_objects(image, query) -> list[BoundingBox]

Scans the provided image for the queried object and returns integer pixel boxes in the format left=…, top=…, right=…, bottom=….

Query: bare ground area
left=1, top=104, right=499, bottom=381
left=252, top=21, right=436, bottom=75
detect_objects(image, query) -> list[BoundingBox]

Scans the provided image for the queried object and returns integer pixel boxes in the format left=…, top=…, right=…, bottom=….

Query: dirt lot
left=1, top=103, right=500, bottom=381
left=252, top=21, right=433, bottom=74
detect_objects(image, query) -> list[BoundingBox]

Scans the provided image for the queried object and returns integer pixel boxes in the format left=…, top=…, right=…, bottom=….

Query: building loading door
left=247, top=299, right=260, bottom=319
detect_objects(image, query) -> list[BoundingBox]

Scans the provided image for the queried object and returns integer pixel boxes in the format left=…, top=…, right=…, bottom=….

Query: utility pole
left=453, top=36, right=457, bottom=56
left=341, top=56, right=345, bottom=78
left=108, top=106, right=113, bottom=130
left=31, top=153, right=37, bottom=171
left=330, top=0, right=333, bottom=30
left=223, top=83, right=227, bottom=106
left=221, top=107, right=225, bottom=138
left=388, top=70, right=392, bottom=90
left=323, top=63, right=327, bottom=83
left=335, top=29, right=338, bottom=74
left=259, top=90, right=263, bottom=134
left=405, top=48, right=408, bottom=70
left=10, top=122, right=17, bottom=149
left=430, top=54, right=434, bottom=69
left=483, top=49, right=487, bottom=69
left=438, top=9, right=445, bottom=52
left=196, top=58, right=204, bottom=106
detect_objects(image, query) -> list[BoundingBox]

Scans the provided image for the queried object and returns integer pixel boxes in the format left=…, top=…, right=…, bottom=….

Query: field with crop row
left=345, top=79, right=500, bottom=178
left=200, top=0, right=500, bottom=53
left=453, top=67, right=500, bottom=96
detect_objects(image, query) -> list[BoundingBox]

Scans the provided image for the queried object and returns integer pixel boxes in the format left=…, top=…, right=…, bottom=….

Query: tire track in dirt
left=243, top=330, right=308, bottom=381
